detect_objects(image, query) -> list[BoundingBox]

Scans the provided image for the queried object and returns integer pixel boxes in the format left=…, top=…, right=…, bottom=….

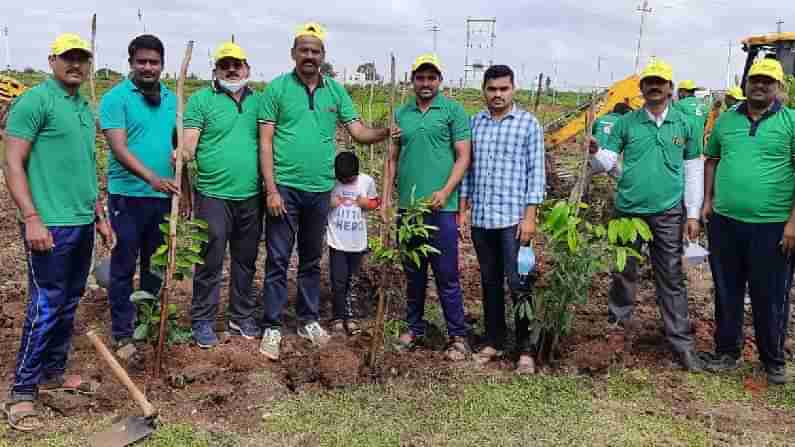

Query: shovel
left=86, top=330, right=157, bottom=447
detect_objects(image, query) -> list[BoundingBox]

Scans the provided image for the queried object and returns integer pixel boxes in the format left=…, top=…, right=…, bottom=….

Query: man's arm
left=181, top=128, right=201, bottom=162
left=3, top=136, right=52, bottom=251
left=104, top=128, right=179, bottom=194
left=259, top=122, right=286, bottom=216
left=346, top=120, right=389, bottom=144
left=430, top=139, right=471, bottom=210
left=703, top=158, right=718, bottom=221
left=518, top=119, right=545, bottom=245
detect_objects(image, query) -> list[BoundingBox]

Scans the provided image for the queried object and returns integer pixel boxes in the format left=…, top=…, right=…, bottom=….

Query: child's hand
left=332, top=196, right=343, bottom=208
left=356, top=195, right=370, bottom=209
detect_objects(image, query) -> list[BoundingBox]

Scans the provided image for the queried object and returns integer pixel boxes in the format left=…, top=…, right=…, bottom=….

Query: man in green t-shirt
left=701, top=58, right=795, bottom=385
left=2, top=33, right=114, bottom=432
left=674, top=79, right=707, bottom=145
left=181, top=42, right=263, bottom=348
left=382, top=53, right=473, bottom=362
left=99, top=34, right=178, bottom=350
left=587, top=59, right=704, bottom=371
left=257, top=23, right=391, bottom=361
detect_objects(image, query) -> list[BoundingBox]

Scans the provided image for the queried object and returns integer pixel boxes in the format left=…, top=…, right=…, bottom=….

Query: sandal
left=344, top=319, right=362, bottom=336
left=473, top=346, right=503, bottom=365
left=444, top=336, right=472, bottom=362
left=39, top=374, right=99, bottom=396
left=2, top=400, right=43, bottom=432
left=516, top=353, right=536, bottom=375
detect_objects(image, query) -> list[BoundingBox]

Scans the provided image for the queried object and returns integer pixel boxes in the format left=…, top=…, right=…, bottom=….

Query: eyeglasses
left=217, top=59, right=244, bottom=70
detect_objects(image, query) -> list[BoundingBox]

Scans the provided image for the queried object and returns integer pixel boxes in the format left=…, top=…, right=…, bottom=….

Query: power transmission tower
left=634, top=0, right=652, bottom=73
left=464, top=17, right=496, bottom=88
left=425, top=19, right=440, bottom=54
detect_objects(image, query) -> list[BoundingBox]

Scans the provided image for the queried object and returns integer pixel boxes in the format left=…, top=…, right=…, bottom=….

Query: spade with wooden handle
left=86, top=330, right=157, bottom=447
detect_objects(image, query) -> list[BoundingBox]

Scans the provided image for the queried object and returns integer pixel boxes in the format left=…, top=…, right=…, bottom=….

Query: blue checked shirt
left=460, top=105, right=545, bottom=229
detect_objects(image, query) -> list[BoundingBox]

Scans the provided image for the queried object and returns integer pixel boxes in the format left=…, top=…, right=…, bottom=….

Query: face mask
left=218, top=78, right=248, bottom=94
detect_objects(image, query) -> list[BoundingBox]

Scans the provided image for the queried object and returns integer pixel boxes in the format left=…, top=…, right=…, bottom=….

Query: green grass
left=606, top=368, right=656, bottom=401
left=261, top=375, right=711, bottom=446
left=685, top=370, right=753, bottom=404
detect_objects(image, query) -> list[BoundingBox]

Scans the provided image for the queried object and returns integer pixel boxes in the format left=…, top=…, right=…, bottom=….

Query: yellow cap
left=214, top=42, right=247, bottom=63
left=678, top=80, right=697, bottom=90
left=295, top=22, right=326, bottom=42
left=726, top=86, right=746, bottom=100
left=50, top=33, right=92, bottom=57
left=748, top=58, right=785, bottom=82
left=411, top=53, right=443, bottom=73
left=639, top=59, right=673, bottom=82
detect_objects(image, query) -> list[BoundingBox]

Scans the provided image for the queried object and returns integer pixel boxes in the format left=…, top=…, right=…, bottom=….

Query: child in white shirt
left=327, top=151, right=379, bottom=335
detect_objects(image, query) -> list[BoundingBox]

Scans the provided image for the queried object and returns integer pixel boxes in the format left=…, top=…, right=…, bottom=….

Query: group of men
left=1, top=20, right=793, bottom=433
left=589, top=57, right=795, bottom=384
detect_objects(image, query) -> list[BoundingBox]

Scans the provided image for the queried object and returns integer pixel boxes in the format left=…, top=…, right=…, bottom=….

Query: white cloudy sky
left=0, top=0, right=790, bottom=90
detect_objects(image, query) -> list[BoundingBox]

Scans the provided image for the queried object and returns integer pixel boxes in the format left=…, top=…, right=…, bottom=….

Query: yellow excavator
left=0, top=74, right=28, bottom=139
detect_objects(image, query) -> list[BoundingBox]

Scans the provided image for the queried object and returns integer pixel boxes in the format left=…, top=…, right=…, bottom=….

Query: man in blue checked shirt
left=459, top=65, right=545, bottom=375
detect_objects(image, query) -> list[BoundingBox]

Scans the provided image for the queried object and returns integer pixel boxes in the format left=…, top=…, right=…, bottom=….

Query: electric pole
left=725, top=40, right=732, bottom=88
left=137, top=9, right=146, bottom=33
left=777, top=18, right=784, bottom=34
left=3, top=26, right=9, bottom=72
left=634, top=0, right=652, bottom=73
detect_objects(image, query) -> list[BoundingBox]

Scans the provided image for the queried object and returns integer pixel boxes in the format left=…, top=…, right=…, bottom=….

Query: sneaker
left=192, top=321, right=219, bottom=349
left=702, top=352, right=742, bottom=373
left=259, top=328, right=282, bottom=361
left=765, top=364, right=790, bottom=385
left=677, top=349, right=704, bottom=372
left=473, top=346, right=502, bottom=365
left=228, top=319, right=262, bottom=339
left=516, top=353, right=536, bottom=375
left=298, top=321, right=330, bottom=347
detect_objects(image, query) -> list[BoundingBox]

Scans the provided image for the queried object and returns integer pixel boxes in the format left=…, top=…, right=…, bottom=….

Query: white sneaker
left=259, top=328, right=282, bottom=360
left=298, top=321, right=330, bottom=347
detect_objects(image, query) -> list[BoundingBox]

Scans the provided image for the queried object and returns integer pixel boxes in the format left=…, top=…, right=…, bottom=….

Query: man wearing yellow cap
left=675, top=79, right=708, bottom=146
left=258, top=23, right=390, bottom=360
left=382, top=53, right=473, bottom=361
left=2, top=33, right=114, bottom=431
left=99, top=34, right=178, bottom=353
left=724, top=86, right=746, bottom=109
left=587, top=59, right=704, bottom=371
left=701, top=58, right=795, bottom=385
left=182, top=42, right=263, bottom=348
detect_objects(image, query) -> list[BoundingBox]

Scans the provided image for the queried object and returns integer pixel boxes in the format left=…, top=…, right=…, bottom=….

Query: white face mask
left=218, top=78, right=248, bottom=94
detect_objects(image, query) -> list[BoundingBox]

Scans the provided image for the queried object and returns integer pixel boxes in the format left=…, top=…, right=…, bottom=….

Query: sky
left=0, top=0, right=790, bottom=90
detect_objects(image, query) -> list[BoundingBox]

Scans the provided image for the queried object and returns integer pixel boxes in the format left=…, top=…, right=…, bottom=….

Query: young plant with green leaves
left=130, top=290, right=192, bottom=345
left=150, top=216, right=209, bottom=280
left=517, top=200, right=652, bottom=362
left=369, top=190, right=440, bottom=269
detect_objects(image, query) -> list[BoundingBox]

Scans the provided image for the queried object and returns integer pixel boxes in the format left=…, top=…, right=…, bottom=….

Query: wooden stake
left=567, top=89, right=597, bottom=206
left=89, top=14, right=97, bottom=108
left=155, top=40, right=194, bottom=377
left=367, top=52, right=396, bottom=368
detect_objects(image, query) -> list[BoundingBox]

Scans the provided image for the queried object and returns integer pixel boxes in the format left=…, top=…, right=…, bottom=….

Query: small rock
left=116, top=343, right=138, bottom=361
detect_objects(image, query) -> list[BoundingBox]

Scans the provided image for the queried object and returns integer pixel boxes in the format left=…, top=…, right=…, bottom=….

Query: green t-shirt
left=604, top=106, right=701, bottom=215
left=184, top=84, right=261, bottom=199
left=674, top=96, right=707, bottom=144
left=258, top=72, right=359, bottom=192
left=704, top=102, right=795, bottom=223
left=5, top=78, right=97, bottom=226
left=99, top=79, right=177, bottom=198
left=592, top=112, right=622, bottom=148
left=394, top=94, right=471, bottom=211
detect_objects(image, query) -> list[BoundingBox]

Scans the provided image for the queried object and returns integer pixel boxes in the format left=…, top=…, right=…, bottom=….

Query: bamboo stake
left=567, top=89, right=597, bottom=207
left=155, top=40, right=194, bottom=377
left=368, top=52, right=396, bottom=368
left=89, top=14, right=97, bottom=108
left=534, top=72, right=544, bottom=113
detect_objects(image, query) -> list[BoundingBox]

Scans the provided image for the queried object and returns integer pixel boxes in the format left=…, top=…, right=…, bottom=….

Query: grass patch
left=606, top=368, right=656, bottom=401
left=262, top=374, right=712, bottom=446
left=685, top=370, right=753, bottom=404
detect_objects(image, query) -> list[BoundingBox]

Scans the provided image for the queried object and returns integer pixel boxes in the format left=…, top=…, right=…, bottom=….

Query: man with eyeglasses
left=180, top=42, right=263, bottom=347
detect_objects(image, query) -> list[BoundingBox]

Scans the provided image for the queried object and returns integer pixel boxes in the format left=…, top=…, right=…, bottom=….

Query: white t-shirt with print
left=327, top=174, right=378, bottom=252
